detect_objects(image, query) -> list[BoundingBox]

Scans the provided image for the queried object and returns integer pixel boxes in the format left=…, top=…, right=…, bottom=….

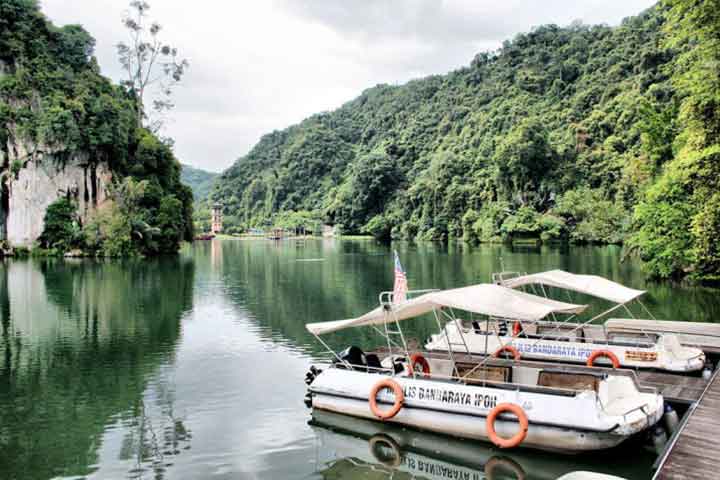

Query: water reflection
left=310, top=411, right=654, bottom=480
left=0, top=257, right=194, bottom=479
left=0, top=240, right=717, bottom=479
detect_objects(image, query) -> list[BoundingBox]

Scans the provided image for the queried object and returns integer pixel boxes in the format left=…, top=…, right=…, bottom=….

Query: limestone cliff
left=4, top=153, right=111, bottom=248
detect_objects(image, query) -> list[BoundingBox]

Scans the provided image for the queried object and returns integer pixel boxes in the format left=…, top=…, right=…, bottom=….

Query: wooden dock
left=637, top=371, right=708, bottom=404
left=654, top=367, right=720, bottom=479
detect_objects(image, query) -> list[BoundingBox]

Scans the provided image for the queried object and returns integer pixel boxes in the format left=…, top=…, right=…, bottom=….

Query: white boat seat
left=598, top=376, right=646, bottom=416
left=661, top=334, right=700, bottom=360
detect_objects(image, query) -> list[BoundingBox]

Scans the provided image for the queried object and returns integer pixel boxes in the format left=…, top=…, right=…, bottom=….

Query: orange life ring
left=369, top=379, right=404, bottom=420
left=512, top=322, right=522, bottom=336
left=586, top=349, right=620, bottom=368
left=493, top=345, right=521, bottom=361
left=486, top=403, right=529, bottom=449
left=408, top=353, right=431, bottom=377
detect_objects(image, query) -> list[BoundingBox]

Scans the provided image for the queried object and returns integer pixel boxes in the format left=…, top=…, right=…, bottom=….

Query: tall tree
left=116, top=0, right=188, bottom=132
left=633, top=0, right=720, bottom=279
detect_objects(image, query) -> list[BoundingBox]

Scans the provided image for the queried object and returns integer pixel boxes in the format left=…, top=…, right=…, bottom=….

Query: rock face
left=2, top=138, right=112, bottom=247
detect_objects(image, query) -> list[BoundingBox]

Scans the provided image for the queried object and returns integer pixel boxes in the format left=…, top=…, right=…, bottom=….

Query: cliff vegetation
left=0, top=0, right=193, bottom=256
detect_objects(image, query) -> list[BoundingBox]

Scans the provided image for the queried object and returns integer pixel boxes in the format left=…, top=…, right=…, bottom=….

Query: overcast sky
left=41, top=0, right=656, bottom=173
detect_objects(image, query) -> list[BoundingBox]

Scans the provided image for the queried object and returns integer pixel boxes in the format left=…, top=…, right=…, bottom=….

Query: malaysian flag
left=393, top=250, right=408, bottom=304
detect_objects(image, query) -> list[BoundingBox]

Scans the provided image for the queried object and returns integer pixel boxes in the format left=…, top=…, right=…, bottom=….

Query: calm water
left=1, top=239, right=718, bottom=480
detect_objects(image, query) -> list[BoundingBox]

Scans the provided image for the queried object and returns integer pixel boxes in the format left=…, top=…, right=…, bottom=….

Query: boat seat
left=661, top=334, right=699, bottom=360
left=598, top=375, right=646, bottom=416
left=365, top=354, right=382, bottom=371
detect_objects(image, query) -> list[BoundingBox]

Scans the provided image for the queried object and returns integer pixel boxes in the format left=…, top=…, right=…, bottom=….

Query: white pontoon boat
left=305, top=285, right=664, bottom=453
left=502, top=270, right=720, bottom=355
left=425, top=271, right=705, bottom=372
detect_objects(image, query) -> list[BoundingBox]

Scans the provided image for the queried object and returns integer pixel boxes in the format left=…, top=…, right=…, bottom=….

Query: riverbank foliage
left=208, top=2, right=719, bottom=280
left=0, top=0, right=193, bottom=256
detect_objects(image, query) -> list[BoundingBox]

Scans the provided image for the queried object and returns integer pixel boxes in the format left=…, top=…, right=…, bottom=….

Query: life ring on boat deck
left=407, top=352, right=431, bottom=377
left=586, top=349, right=620, bottom=368
left=486, top=403, right=529, bottom=449
left=368, top=434, right=403, bottom=467
left=512, top=321, right=522, bottom=336
left=484, top=455, right=526, bottom=480
left=369, top=379, right=404, bottom=420
left=493, top=345, right=521, bottom=361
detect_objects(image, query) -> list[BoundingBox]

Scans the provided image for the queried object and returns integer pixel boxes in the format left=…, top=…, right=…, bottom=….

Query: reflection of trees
left=200, top=240, right=720, bottom=360
left=0, top=257, right=194, bottom=480
left=120, top=380, right=192, bottom=480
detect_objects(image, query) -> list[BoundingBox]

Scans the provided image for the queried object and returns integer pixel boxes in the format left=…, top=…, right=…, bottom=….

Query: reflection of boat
left=305, top=284, right=664, bottom=453
left=310, top=410, right=652, bottom=480
left=426, top=270, right=705, bottom=372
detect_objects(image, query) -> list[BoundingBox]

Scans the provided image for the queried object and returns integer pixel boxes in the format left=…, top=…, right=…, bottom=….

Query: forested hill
left=181, top=164, right=217, bottom=201
left=211, top=2, right=720, bottom=281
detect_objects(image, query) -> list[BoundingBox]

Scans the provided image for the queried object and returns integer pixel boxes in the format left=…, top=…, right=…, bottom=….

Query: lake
left=1, top=239, right=718, bottom=479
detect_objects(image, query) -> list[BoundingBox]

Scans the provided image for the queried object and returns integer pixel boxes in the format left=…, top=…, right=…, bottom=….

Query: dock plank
left=654, top=368, right=720, bottom=480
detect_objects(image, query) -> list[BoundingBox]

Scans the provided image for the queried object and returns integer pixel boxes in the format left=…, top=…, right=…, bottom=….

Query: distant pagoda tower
left=211, top=203, right=223, bottom=234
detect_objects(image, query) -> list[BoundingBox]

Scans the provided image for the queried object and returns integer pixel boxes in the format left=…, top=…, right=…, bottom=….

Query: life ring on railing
left=486, top=403, right=529, bottom=449
left=368, top=434, right=403, bottom=467
left=512, top=321, right=522, bottom=336
left=369, top=379, right=404, bottom=420
left=484, top=455, right=526, bottom=480
left=407, top=353, right=431, bottom=377
left=586, top=349, right=620, bottom=368
left=493, top=345, right=521, bottom=361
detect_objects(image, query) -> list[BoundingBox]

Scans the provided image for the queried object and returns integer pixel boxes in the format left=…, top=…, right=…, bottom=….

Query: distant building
left=211, top=203, right=223, bottom=233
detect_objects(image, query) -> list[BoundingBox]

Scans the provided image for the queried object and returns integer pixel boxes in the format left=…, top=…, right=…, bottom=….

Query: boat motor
left=305, top=365, right=322, bottom=385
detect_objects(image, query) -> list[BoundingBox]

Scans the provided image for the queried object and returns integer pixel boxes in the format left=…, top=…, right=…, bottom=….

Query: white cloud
left=40, top=0, right=656, bottom=172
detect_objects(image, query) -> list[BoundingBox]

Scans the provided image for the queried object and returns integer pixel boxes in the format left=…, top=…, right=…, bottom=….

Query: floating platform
left=654, top=368, right=720, bottom=479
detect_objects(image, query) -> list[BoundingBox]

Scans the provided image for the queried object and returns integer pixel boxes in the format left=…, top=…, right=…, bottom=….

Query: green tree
left=38, top=198, right=79, bottom=251
left=632, top=0, right=720, bottom=280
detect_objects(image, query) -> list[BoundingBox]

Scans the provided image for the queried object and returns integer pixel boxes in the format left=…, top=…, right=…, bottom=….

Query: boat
left=425, top=271, right=706, bottom=373
left=304, top=284, right=664, bottom=453
left=501, top=270, right=720, bottom=356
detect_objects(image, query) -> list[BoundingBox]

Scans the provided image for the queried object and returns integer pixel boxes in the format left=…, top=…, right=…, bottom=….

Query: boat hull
left=312, top=393, right=626, bottom=453
left=308, top=368, right=663, bottom=453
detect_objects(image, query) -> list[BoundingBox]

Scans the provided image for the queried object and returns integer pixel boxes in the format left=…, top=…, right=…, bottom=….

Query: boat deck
left=603, top=319, right=720, bottom=355
left=654, top=368, right=720, bottom=479
left=375, top=347, right=708, bottom=404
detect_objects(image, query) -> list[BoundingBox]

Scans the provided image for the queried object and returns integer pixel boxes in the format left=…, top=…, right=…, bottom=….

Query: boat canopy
left=306, top=284, right=587, bottom=336
left=501, top=270, right=645, bottom=305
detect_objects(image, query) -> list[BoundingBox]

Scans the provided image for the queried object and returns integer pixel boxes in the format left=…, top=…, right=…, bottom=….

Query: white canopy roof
left=306, top=284, right=587, bottom=336
left=501, top=270, right=645, bottom=304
